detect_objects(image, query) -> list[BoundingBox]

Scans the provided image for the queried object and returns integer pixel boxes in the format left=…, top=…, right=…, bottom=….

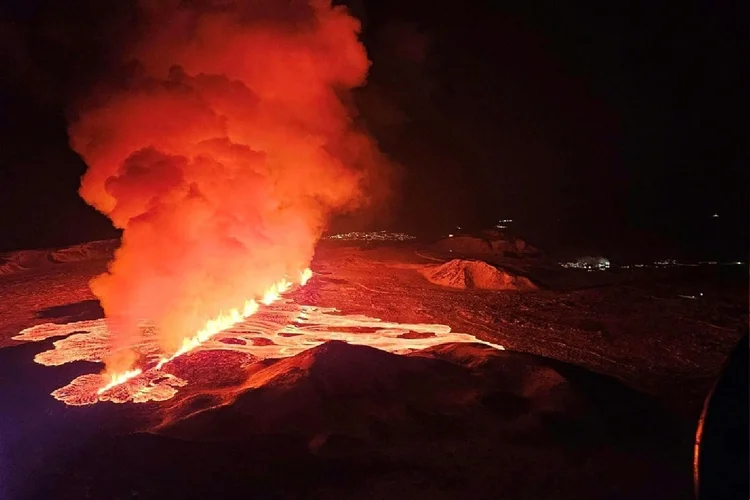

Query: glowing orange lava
left=261, top=278, right=292, bottom=306
left=108, top=269, right=311, bottom=389
left=97, top=368, right=143, bottom=395
left=14, top=273, right=507, bottom=407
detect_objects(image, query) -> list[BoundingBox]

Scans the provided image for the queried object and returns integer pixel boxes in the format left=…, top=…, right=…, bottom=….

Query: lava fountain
left=23, top=0, right=502, bottom=407
left=66, top=0, right=391, bottom=383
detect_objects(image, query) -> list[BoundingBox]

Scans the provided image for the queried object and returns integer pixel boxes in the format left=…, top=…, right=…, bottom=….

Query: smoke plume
left=68, top=0, right=387, bottom=371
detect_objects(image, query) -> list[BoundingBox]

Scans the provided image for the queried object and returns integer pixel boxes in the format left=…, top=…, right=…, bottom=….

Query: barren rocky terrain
left=0, top=239, right=746, bottom=499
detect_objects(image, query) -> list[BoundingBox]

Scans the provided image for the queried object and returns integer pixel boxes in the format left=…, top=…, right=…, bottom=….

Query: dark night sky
left=0, top=0, right=746, bottom=260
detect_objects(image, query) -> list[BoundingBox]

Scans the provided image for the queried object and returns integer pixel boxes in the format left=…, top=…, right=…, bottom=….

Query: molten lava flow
left=261, top=278, right=292, bottom=306
left=100, top=269, right=314, bottom=386
left=153, top=274, right=300, bottom=371
left=16, top=289, right=506, bottom=407
left=97, top=368, right=143, bottom=395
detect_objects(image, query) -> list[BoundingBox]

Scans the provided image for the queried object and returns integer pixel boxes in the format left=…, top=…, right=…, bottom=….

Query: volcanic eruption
left=67, top=0, right=387, bottom=380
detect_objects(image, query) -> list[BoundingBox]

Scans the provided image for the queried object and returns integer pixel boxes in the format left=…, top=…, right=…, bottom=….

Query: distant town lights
left=324, top=231, right=416, bottom=242
left=559, top=256, right=610, bottom=271
left=495, top=219, right=513, bottom=229
left=561, top=259, right=745, bottom=270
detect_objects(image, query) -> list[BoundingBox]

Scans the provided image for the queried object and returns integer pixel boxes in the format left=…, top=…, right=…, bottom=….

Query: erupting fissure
left=97, top=368, right=143, bottom=395
left=99, top=269, right=312, bottom=394
left=68, top=0, right=389, bottom=395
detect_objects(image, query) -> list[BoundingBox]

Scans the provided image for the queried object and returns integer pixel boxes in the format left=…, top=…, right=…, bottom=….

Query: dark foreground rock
left=25, top=341, right=689, bottom=500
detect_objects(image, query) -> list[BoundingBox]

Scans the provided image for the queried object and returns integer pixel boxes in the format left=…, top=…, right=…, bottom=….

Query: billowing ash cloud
left=68, top=0, right=388, bottom=371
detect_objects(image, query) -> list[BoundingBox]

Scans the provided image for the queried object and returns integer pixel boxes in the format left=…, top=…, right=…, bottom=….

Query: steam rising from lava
left=68, top=0, right=387, bottom=371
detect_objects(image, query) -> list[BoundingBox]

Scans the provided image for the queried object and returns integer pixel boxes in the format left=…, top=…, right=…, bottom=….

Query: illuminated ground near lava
left=13, top=299, right=503, bottom=406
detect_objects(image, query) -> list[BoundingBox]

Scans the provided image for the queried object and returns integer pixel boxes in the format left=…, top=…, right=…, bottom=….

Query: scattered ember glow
left=13, top=283, right=504, bottom=407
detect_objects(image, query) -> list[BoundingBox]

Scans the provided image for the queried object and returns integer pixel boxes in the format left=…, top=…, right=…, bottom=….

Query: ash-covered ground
left=0, top=239, right=746, bottom=499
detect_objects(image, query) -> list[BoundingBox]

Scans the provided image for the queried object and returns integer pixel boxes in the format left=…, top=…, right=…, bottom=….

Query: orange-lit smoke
left=68, top=0, right=385, bottom=371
